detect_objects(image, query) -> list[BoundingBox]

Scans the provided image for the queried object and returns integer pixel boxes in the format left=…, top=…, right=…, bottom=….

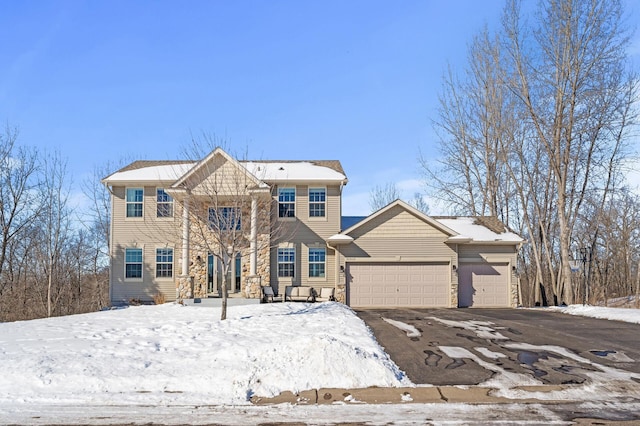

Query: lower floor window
left=309, top=247, right=326, bottom=278
left=125, top=248, right=143, bottom=279
left=278, top=247, right=295, bottom=277
left=156, top=248, right=173, bottom=278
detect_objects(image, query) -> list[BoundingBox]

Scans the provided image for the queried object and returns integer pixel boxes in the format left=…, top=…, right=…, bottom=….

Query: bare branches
left=424, top=0, right=638, bottom=306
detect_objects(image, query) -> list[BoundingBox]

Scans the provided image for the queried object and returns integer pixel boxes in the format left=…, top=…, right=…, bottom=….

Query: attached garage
left=347, top=262, right=450, bottom=308
left=457, top=263, right=510, bottom=307
left=333, top=201, right=523, bottom=309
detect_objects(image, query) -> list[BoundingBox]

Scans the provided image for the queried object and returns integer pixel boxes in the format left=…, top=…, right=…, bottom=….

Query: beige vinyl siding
left=458, top=244, right=518, bottom=259
left=342, top=207, right=456, bottom=261
left=110, top=185, right=180, bottom=303
left=188, top=155, right=255, bottom=197
left=270, top=184, right=342, bottom=294
left=348, top=208, right=445, bottom=239
left=111, top=244, right=177, bottom=303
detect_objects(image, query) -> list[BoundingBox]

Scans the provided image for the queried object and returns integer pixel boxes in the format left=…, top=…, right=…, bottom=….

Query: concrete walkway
left=250, top=385, right=570, bottom=405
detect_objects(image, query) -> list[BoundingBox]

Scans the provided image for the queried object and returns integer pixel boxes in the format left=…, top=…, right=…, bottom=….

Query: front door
left=207, top=253, right=242, bottom=295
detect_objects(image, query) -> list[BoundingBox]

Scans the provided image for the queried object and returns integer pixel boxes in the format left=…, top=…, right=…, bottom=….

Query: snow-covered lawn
left=546, top=303, right=640, bottom=324
left=0, top=302, right=410, bottom=407
left=1, top=302, right=640, bottom=424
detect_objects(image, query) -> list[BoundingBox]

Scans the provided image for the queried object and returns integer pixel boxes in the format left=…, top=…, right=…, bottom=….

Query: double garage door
left=347, top=261, right=510, bottom=308
left=347, top=262, right=450, bottom=308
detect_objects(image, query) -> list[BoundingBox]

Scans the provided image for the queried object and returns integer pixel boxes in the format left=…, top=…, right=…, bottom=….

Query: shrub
left=153, top=293, right=166, bottom=305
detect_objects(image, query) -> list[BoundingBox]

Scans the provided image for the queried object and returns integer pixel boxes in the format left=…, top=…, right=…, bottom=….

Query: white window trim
left=307, top=245, right=327, bottom=282
left=156, top=188, right=174, bottom=220
left=155, top=246, right=174, bottom=280
left=124, top=246, right=144, bottom=282
left=308, top=186, right=327, bottom=221
left=125, top=187, right=144, bottom=221
left=277, top=187, right=296, bottom=221
left=277, top=244, right=296, bottom=280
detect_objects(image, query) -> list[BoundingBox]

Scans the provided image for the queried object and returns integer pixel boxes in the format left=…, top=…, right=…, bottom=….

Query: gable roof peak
left=342, top=199, right=457, bottom=236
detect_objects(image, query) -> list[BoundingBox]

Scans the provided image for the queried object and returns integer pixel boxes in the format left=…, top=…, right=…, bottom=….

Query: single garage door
left=347, top=262, right=450, bottom=308
left=458, top=263, right=509, bottom=307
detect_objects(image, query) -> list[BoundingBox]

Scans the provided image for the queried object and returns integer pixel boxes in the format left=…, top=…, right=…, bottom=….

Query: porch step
left=182, top=297, right=261, bottom=307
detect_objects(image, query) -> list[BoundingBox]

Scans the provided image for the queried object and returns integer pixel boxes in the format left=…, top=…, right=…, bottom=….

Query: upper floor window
left=156, top=188, right=173, bottom=218
left=277, top=247, right=295, bottom=277
left=209, top=206, right=241, bottom=231
left=278, top=188, right=295, bottom=218
left=156, top=248, right=173, bottom=278
left=125, top=248, right=143, bottom=279
left=309, top=188, right=326, bottom=218
left=308, top=247, right=326, bottom=278
left=126, top=188, right=143, bottom=218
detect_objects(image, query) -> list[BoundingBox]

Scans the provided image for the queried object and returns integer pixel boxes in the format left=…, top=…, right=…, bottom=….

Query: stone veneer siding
left=175, top=202, right=271, bottom=301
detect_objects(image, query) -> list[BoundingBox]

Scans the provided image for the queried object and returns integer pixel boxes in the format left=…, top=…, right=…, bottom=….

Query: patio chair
left=262, top=286, right=280, bottom=303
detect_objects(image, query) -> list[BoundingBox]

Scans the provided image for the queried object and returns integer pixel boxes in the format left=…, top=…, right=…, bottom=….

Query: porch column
left=182, top=196, right=190, bottom=276
left=250, top=196, right=257, bottom=276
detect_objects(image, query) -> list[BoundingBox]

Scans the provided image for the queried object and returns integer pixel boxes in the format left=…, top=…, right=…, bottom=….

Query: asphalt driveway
left=356, top=308, right=640, bottom=386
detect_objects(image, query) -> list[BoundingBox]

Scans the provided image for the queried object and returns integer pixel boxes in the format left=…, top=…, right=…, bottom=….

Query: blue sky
left=1, top=1, right=638, bottom=216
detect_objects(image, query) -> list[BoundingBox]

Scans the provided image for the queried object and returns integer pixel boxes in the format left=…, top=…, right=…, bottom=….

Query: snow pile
left=0, top=302, right=410, bottom=406
left=546, top=304, right=640, bottom=324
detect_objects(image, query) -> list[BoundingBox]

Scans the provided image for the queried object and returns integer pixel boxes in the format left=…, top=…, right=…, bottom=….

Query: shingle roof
left=114, top=160, right=196, bottom=174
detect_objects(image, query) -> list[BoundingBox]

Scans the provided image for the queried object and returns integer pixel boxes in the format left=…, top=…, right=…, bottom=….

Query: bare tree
left=168, top=137, right=286, bottom=320
left=0, top=125, right=40, bottom=297
left=39, top=150, right=73, bottom=317
left=81, top=161, right=122, bottom=310
left=408, top=192, right=430, bottom=214
left=422, top=27, right=513, bottom=219
left=424, top=0, right=637, bottom=306
left=503, top=0, right=637, bottom=303
left=369, top=182, right=401, bottom=212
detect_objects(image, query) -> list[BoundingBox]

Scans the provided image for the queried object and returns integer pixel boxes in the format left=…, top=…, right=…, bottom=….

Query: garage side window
left=309, top=248, right=325, bottom=278
left=278, top=247, right=295, bottom=277
left=125, top=248, right=143, bottom=279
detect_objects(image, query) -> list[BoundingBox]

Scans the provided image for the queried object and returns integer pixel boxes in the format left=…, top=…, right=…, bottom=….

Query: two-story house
left=103, top=147, right=524, bottom=308
left=102, top=147, right=348, bottom=304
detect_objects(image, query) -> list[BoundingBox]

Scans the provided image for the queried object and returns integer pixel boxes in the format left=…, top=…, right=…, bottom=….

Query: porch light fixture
left=452, top=264, right=457, bottom=272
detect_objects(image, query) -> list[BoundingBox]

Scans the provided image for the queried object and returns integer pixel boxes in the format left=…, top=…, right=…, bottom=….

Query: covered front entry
left=207, top=254, right=242, bottom=295
left=347, top=262, right=450, bottom=308
left=458, top=263, right=509, bottom=307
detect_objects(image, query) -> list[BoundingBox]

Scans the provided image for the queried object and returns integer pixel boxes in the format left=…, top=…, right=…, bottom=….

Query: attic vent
left=279, top=167, right=285, bottom=171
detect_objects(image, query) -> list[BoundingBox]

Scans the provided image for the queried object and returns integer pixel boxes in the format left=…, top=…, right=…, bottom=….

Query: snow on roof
left=102, top=162, right=195, bottom=184
left=102, top=160, right=346, bottom=185
left=435, top=217, right=523, bottom=243
left=243, top=161, right=347, bottom=183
